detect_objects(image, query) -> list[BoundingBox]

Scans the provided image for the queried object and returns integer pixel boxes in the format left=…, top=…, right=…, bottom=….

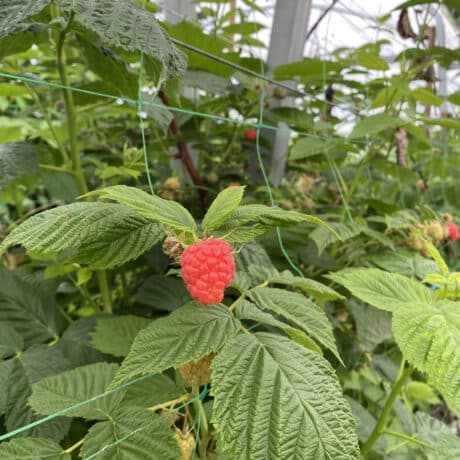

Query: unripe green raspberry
left=174, top=431, right=195, bottom=460
left=164, top=177, right=181, bottom=190
left=426, top=220, right=444, bottom=244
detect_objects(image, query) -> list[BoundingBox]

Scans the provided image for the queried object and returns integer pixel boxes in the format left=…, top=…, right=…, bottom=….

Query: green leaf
left=57, top=0, right=186, bottom=83
left=0, top=23, right=47, bottom=60
left=80, top=405, right=180, bottom=460
left=0, top=324, right=23, bottom=358
left=163, top=21, right=235, bottom=77
left=420, top=117, right=460, bottom=130
left=0, top=142, right=39, bottom=192
left=234, top=300, right=323, bottom=355
left=248, top=287, right=341, bottom=363
left=394, top=0, right=460, bottom=9
left=56, top=316, right=108, bottom=368
left=350, top=302, right=393, bottom=351
left=273, top=57, right=345, bottom=81
left=0, top=0, right=50, bottom=39
left=0, top=360, right=14, bottom=416
left=79, top=37, right=138, bottom=100
left=434, top=433, right=460, bottom=460
left=0, top=269, right=64, bottom=346
left=108, top=303, right=240, bottom=389
left=216, top=204, right=337, bottom=240
left=0, top=438, right=70, bottom=459
left=290, top=137, right=328, bottom=160
left=346, top=398, right=386, bottom=455
left=392, top=300, right=460, bottom=415
left=220, top=224, right=269, bottom=243
left=424, top=242, right=449, bottom=276
left=87, top=185, right=196, bottom=232
left=356, top=51, right=389, bottom=70
left=448, top=90, right=460, bottom=106
left=90, top=315, right=151, bottom=357
left=211, top=332, right=359, bottom=459
left=412, top=88, right=443, bottom=107
left=329, top=268, right=433, bottom=312
left=29, top=363, right=124, bottom=420
left=1, top=203, right=163, bottom=268
left=406, top=381, right=439, bottom=405
left=6, top=345, right=71, bottom=441
left=310, top=222, right=361, bottom=255
left=122, top=374, right=180, bottom=408
left=349, top=114, right=400, bottom=139
left=265, top=273, right=344, bottom=304
left=222, top=21, right=265, bottom=35
left=368, top=250, right=439, bottom=279
left=202, top=186, right=245, bottom=232
left=137, top=275, right=192, bottom=312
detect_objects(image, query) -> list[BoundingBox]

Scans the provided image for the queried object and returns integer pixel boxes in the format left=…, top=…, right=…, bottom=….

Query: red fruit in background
left=244, top=129, right=257, bottom=141
left=226, top=182, right=241, bottom=188
left=446, top=221, right=459, bottom=241
left=416, top=179, right=428, bottom=193
left=181, top=239, right=235, bottom=305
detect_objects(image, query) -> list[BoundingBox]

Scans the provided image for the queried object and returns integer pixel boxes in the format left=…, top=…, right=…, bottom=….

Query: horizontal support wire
left=0, top=372, right=158, bottom=442
left=0, top=70, right=373, bottom=146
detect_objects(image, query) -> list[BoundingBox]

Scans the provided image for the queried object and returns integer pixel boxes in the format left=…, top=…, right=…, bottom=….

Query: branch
left=305, top=0, right=339, bottom=43
left=158, top=91, right=207, bottom=210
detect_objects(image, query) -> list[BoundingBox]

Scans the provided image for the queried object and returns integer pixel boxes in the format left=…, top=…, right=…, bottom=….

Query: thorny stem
left=361, top=362, right=414, bottom=456
left=52, top=5, right=112, bottom=313
left=158, top=90, right=207, bottom=210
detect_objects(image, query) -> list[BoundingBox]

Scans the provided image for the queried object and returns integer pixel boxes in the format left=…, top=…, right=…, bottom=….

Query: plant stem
left=64, top=437, right=84, bottom=454
left=158, top=90, right=207, bottom=210
left=24, top=82, right=69, bottom=163
left=192, top=384, right=209, bottom=460
left=381, top=429, right=434, bottom=450
left=55, top=14, right=87, bottom=196
left=148, top=393, right=191, bottom=412
left=96, top=270, right=112, bottom=314
left=228, top=292, right=247, bottom=311
left=361, top=363, right=414, bottom=457
left=52, top=6, right=113, bottom=314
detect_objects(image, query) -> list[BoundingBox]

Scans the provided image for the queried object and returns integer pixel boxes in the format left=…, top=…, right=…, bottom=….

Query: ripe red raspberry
left=181, top=239, right=235, bottom=304
left=446, top=221, right=459, bottom=241
left=244, top=129, right=257, bottom=141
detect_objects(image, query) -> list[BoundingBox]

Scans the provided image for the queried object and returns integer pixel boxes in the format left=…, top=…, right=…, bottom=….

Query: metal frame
left=264, top=0, right=313, bottom=186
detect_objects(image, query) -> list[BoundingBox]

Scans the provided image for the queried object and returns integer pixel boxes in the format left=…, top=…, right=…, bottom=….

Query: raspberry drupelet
left=181, top=239, right=235, bottom=305
left=446, top=221, right=459, bottom=242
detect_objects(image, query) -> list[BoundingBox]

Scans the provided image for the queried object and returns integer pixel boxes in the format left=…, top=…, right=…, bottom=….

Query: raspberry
left=244, top=129, right=257, bottom=141
left=181, top=239, right=235, bottom=305
left=164, top=177, right=181, bottom=190
left=446, top=221, right=459, bottom=241
left=178, top=353, right=215, bottom=386
left=174, top=431, right=195, bottom=460
left=426, top=220, right=444, bottom=244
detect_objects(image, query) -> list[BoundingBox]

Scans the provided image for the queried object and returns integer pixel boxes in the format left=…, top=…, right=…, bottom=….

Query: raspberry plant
left=1, top=0, right=460, bottom=459
left=1, top=185, right=359, bottom=459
